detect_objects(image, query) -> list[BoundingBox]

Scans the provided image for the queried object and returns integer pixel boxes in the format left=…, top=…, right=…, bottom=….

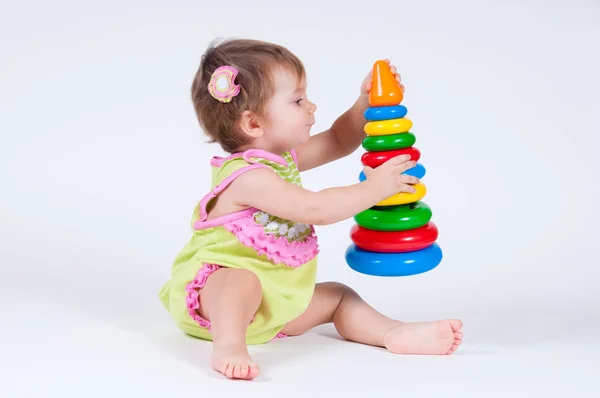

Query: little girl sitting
left=159, top=38, right=463, bottom=380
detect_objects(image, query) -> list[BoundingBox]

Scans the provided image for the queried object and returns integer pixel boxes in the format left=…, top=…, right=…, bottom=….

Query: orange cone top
left=369, top=60, right=403, bottom=107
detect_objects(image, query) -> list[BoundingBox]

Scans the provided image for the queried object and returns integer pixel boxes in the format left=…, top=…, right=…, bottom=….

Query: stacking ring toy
left=346, top=59, right=444, bottom=277
left=364, top=118, right=412, bottom=136
left=377, top=182, right=426, bottom=206
left=354, top=201, right=432, bottom=231
left=359, top=163, right=425, bottom=181
left=350, top=222, right=438, bottom=252
left=362, top=132, right=416, bottom=151
left=364, top=105, right=407, bottom=121
left=345, top=242, right=443, bottom=276
left=361, top=147, right=421, bottom=168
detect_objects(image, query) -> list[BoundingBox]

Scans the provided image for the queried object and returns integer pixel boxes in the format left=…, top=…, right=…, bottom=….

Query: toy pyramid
left=344, top=60, right=443, bottom=276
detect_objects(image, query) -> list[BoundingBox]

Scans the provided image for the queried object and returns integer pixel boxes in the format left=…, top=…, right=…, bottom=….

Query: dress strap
left=290, top=148, right=298, bottom=165
left=210, top=148, right=289, bottom=168
left=198, top=163, right=267, bottom=223
left=195, top=149, right=296, bottom=229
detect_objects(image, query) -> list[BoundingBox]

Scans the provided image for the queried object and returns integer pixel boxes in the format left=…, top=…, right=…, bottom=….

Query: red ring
left=360, top=147, right=421, bottom=168
left=350, top=222, right=438, bottom=252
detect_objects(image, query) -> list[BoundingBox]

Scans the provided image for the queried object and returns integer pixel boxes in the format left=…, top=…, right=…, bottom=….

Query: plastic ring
left=350, top=222, right=438, bottom=252
left=362, top=132, right=416, bottom=151
left=359, top=163, right=426, bottom=181
left=361, top=147, right=421, bottom=168
left=364, top=118, right=412, bottom=136
left=377, top=183, right=426, bottom=206
left=364, top=105, right=407, bottom=121
left=345, top=243, right=443, bottom=277
left=353, top=201, right=432, bottom=231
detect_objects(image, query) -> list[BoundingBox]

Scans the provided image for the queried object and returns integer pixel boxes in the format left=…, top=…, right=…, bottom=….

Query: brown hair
left=190, top=38, right=306, bottom=153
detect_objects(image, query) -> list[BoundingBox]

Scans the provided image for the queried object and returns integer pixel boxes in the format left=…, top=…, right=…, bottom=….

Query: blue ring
left=345, top=243, right=442, bottom=276
left=359, top=162, right=426, bottom=181
left=364, top=105, right=408, bottom=121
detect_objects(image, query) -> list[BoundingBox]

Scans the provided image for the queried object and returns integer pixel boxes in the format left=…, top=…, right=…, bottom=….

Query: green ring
left=354, top=201, right=432, bottom=231
left=362, top=132, right=416, bottom=151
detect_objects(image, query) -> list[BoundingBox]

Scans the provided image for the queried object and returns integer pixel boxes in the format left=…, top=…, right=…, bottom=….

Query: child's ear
left=238, top=110, right=264, bottom=139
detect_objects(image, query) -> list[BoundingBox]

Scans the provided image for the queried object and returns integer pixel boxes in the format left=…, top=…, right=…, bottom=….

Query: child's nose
left=308, top=101, right=317, bottom=114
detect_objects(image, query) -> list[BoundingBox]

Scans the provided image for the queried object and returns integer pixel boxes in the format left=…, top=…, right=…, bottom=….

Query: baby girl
left=159, top=38, right=463, bottom=380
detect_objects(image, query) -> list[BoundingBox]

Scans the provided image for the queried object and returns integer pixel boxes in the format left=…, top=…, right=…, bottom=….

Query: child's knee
left=216, top=268, right=262, bottom=294
left=234, top=269, right=262, bottom=292
left=198, top=268, right=263, bottom=318
left=317, top=281, right=355, bottom=298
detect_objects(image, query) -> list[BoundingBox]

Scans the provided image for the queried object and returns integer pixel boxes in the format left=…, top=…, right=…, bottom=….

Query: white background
left=1, top=0, right=599, bottom=396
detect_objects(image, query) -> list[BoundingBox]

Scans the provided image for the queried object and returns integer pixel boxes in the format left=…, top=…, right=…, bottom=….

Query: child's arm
left=293, top=98, right=368, bottom=172
left=229, top=155, right=418, bottom=226
left=294, top=60, right=403, bottom=172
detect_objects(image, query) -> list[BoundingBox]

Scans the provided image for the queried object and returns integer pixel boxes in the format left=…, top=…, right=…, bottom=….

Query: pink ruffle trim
left=223, top=216, right=319, bottom=268
left=185, top=263, right=221, bottom=331
left=184, top=264, right=288, bottom=340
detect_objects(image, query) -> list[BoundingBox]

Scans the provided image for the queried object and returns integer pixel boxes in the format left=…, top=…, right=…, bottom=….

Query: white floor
left=2, top=286, right=598, bottom=397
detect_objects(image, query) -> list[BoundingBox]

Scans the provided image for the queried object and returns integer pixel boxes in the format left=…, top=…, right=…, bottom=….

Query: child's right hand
left=362, top=154, right=419, bottom=198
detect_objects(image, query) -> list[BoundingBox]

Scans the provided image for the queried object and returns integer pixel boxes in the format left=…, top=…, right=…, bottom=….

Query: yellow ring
left=364, top=118, right=413, bottom=136
left=376, top=183, right=426, bottom=206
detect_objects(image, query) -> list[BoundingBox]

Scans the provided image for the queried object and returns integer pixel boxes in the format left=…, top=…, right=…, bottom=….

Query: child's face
left=262, top=66, right=316, bottom=152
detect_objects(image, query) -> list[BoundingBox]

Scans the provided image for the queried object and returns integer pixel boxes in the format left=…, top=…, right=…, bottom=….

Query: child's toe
left=449, top=319, right=463, bottom=331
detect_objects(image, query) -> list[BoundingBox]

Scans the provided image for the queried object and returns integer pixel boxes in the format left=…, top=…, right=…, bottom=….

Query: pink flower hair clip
left=207, top=65, right=241, bottom=103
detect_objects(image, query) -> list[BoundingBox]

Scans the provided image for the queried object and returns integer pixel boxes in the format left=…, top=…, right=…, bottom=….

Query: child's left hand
left=360, top=59, right=405, bottom=101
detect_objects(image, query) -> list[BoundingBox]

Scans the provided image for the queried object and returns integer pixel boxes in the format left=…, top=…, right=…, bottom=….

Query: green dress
left=158, top=149, right=319, bottom=344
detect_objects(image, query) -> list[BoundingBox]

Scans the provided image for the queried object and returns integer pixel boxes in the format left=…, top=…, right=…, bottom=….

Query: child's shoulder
left=211, top=149, right=298, bottom=184
left=195, top=148, right=302, bottom=226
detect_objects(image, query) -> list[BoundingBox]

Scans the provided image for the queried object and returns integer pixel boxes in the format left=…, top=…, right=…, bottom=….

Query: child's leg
left=197, top=268, right=262, bottom=380
left=281, top=282, right=463, bottom=355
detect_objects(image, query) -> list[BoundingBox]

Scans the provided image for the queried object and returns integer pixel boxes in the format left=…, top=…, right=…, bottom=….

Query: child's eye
left=295, top=99, right=303, bottom=105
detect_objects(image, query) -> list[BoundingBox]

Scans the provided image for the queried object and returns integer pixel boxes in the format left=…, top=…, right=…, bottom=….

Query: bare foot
left=210, top=343, right=260, bottom=380
left=383, top=319, right=463, bottom=355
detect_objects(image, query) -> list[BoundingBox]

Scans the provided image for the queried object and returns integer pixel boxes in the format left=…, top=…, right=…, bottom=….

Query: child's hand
left=360, top=59, right=405, bottom=100
left=362, top=154, right=419, bottom=197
